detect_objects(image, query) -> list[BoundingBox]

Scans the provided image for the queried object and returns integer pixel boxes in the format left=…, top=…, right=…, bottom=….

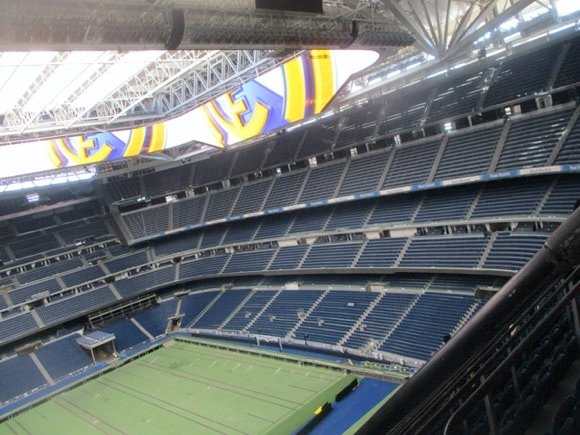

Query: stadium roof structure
left=0, top=0, right=578, bottom=189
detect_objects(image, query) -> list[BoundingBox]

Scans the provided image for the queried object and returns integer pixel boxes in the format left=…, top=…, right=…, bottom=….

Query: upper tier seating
left=300, top=161, right=346, bottom=203
left=471, top=177, right=549, bottom=218
left=339, top=150, right=390, bottom=196
left=483, top=44, right=560, bottom=107
left=497, top=108, right=573, bottom=171
left=427, top=72, right=485, bottom=122
left=400, top=235, right=489, bottom=269
left=435, top=124, right=501, bottom=179
left=484, top=232, right=549, bottom=271
left=383, top=139, right=441, bottom=189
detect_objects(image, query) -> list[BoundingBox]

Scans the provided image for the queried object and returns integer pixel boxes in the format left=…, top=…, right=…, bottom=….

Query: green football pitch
left=0, top=340, right=357, bottom=434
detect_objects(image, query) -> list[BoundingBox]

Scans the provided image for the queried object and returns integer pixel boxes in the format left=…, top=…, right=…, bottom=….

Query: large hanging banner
left=1, top=49, right=378, bottom=179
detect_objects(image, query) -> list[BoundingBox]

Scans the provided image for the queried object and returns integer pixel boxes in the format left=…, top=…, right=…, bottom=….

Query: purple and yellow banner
left=1, top=50, right=378, bottom=179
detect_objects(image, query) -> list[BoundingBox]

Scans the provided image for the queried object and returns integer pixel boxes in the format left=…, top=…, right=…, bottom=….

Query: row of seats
left=125, top=172, right=579, bottom=242
left=122, top=107, right=580, bottom=240
left=104, top=35, right=580, bottom=203
left=0, top=266, right=505, bottom=406
left=180, top=287, right=482, bottom=361
left=0, top=228, right=547, bottom=343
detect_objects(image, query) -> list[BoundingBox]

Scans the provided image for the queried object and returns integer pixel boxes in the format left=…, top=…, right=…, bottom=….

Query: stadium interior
left=0, top=0, right=580, bottom=434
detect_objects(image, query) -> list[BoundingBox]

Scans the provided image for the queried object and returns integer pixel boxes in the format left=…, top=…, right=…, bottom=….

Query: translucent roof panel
left=0, top=52, right=57, bottom=114
left=73, top=51, right=165, bottom=110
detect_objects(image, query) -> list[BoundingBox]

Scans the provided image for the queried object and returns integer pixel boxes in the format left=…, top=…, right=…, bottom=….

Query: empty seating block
left=555, top=118, right=580, bottom=165
left=192, top=289, right=251, bottom=329
left=0, top=313, right=38, bottom=344
left=154, top=232, right=201, bottom=257
left=497, top=109, right=573, bottom=171
left=334, top=105, right=380, bottom=150
left=289, top=208, right=331, bottom=234
left=294, top=291, right=377, bottom=345
left=114, top=266, right=175, bottom=299
left=385, top=274, right=433, bottom=290
left=133, top=299, right=178, bottom=337
left=230, top=142, right=269, bottom=177
left=368, top=194, right=418, bottom=225
left=264, top=171, right=308, bottom=209
left=484, top=232, right=548, bottom=271
left=143, top=167, right=191, bottom=199
left=339, top=151, right=391, bottom=196
left=415, top=186, right=477, bottom=223
left=99, top=318, right=149, bottom=351
left=58, top=220, right=110, bottom=244
left=249, top=290, right=323, bottom=337
left=123, top=206, right=170, bottom=240
left=10, top=233, right=60, bottom=259
left=297, top=122, right=337, bottom=159
left=36, top=287, right=117, bottom=325
left=9, top=278, right=61, bottom=305
left=0, top=354, right=47, bottom=403
left=192, top=152, right=235, bottom=186
left=179, top=255, right=230, bottom=280
left=107, top=178, right=141, bottom=202
left=221, top=220, right=261, bottom=245
left=429, top=274, right=498, bottom=293
left=254, top=213, right=295, bottom=240
left=302, top=243, right=362, bottom=269
left=300, top=161, right=346, bottom=203
left=541, top=176, right=580, bottom=215
left=15, top=215, right=57, bottom=234
left=223, top=250, right=275, bottom=274
left=377, top=87, right=427, bottom=134
left=268, top=245, right=308, bottom=270
left=554, top=38, right=580, bottom=88
left=400, top=235, right=489, bottom=268
left=383, top=139, right=441, bottom=189
left=263, top=131, right=303, bottom=169
left=172, top=195, right=207, bottom=229
left=231, top=179, right=272, bottom=215
left=204, top=188, right=240, bottom=222
left=179, top=291, right=219, bottom=326
left=199, top=226, right=227, bottom=249
left=345, top=292, right=418, bottom=350
left=427, top=72, right=485, bottom=122
left=222, top=290, right=277, bottom=331
left=484, top=44, right=560, bottom=107
left=436, top=125, right=501, bottom=179
left=380, top=293, right=476, bottom=360
left=34, top=335, right=93, bottom=380
left=325, top=202, right=373, bottom=231
left=61, top=265, right=105, bottom=288
left=18, top=257, right=84, bottom=285
left=471, top=178, right=548, bottom=218
left=356, top=238, right=407, bottom=268
left=105, top=251, right=148, bottom=274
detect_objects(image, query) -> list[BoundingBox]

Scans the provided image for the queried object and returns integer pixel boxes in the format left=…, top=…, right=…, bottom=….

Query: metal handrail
left=443, top=268, right=580, bottom=434
left=391, top=267, right=576, bottom=434
left=356, top=206, right=580, bottom=434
